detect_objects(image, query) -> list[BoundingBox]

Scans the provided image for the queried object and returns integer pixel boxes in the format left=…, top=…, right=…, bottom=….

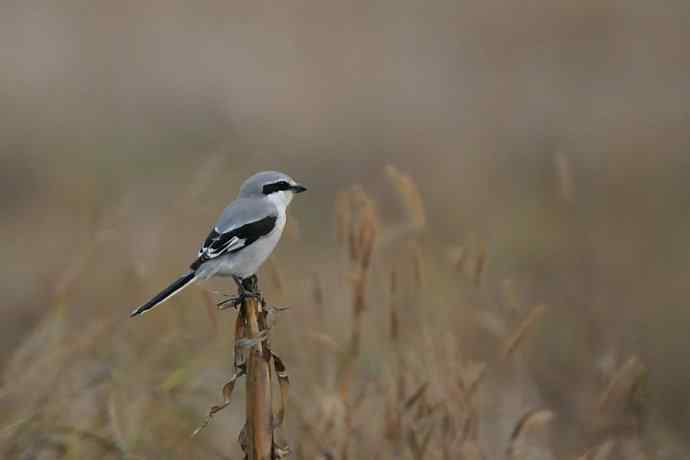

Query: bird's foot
left=217, top=292, right=264, bottom=310
left=217, top=295, right=242, bottom=310
left=218, top=275, right=263, bottom=310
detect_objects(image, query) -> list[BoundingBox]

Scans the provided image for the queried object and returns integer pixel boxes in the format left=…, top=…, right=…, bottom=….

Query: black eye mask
left=262, top=181, right=292, bottom=195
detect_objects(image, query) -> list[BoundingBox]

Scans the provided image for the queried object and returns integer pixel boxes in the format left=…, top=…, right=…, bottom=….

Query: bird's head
left=239, top=171, right=307, bottom=207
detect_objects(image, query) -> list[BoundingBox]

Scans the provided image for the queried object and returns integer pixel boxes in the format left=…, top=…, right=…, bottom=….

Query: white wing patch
left=200, top=236, right=246, bottom=259
left=209, top=236, right=245, bottom=257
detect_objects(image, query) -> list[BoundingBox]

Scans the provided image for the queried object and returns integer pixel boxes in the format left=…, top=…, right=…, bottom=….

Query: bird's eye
left=262, top=181, right=291, bottom=195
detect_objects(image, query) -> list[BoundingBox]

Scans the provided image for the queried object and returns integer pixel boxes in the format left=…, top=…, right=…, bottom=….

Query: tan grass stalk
left=501, top=304, right=547, bottom=359
left=334, top=186, right=378, bottom=460
left=472, top=241, right=488, bottom=287
left=598, top=356, right=646, bottom=413
left=385, top=165, right=427, bottom=230
left=411, top=241, right=425, bottom=290
left=506, top=409, right=555, bottom=459
left=339, top=188, right=378, bottom=398
left=576, top=440, right=616, bottom=460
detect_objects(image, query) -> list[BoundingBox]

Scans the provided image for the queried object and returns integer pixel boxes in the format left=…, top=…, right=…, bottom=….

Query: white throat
left=265, top=190, right=293, bottom=210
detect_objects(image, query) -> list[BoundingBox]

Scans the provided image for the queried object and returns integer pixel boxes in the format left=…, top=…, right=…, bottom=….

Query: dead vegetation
left=0, top=165, right=682, bottom=459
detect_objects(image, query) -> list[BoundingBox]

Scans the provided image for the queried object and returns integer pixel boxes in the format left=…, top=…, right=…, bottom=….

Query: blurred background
left=2, top=1, right=690, bottom=458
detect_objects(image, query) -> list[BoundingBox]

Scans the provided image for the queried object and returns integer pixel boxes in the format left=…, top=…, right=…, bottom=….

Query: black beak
left=291, top=184, right=307, bottom=193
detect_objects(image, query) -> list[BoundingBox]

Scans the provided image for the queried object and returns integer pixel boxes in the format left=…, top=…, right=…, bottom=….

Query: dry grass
left=0, top=165, right=685, bottom=460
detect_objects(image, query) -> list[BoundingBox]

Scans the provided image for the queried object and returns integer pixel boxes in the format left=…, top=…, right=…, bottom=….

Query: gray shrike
left=130, top=171, right=307, bottom=317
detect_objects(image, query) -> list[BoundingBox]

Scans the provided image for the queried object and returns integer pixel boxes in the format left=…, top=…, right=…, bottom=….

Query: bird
left=129, top=171, right=307, bottom=317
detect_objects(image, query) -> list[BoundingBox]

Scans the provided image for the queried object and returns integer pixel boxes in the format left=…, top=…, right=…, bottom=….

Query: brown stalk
left=243, top=293, right=273, bottom=460
left=194, top=276, right=290, bottom=459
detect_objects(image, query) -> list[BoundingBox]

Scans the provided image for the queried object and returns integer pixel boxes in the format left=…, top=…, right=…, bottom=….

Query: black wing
left=190, top=215, right=277, bottom=270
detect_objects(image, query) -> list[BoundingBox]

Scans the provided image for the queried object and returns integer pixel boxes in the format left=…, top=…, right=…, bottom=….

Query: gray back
left=215, top=197, right=277, bottom=233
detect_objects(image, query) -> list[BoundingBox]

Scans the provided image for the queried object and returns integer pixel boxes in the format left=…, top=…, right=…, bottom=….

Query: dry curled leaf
left=272, top=352, right=290, bottom=429
left=192, top=368, right=246, bottom=437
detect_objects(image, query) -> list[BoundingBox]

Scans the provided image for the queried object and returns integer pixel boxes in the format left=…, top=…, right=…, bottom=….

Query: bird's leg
left=240, top=275, right=260, bottom=296
left=243, top=274, right=290, bottom=327
left=218, top=275, right=262, bottom=310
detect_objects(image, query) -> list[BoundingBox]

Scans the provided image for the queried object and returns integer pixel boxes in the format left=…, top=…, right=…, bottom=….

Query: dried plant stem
left=195, top=275, right=289, bottom=459
left=385, top=269, right=405, bottom=455
left=244, top=293, right=273, bottom=460
left=337, top=187, right=377, bottom=402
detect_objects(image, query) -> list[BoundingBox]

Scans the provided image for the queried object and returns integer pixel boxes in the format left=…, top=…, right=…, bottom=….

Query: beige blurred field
left=2, top=2, right=690, bottom=459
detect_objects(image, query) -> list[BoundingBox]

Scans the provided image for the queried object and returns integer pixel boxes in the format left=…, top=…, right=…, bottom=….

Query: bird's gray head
left=238, top=171, right=307, bottom=207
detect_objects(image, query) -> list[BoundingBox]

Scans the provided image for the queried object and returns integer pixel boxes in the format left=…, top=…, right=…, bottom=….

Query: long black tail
left=129, top=272, right=197, bottom=317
